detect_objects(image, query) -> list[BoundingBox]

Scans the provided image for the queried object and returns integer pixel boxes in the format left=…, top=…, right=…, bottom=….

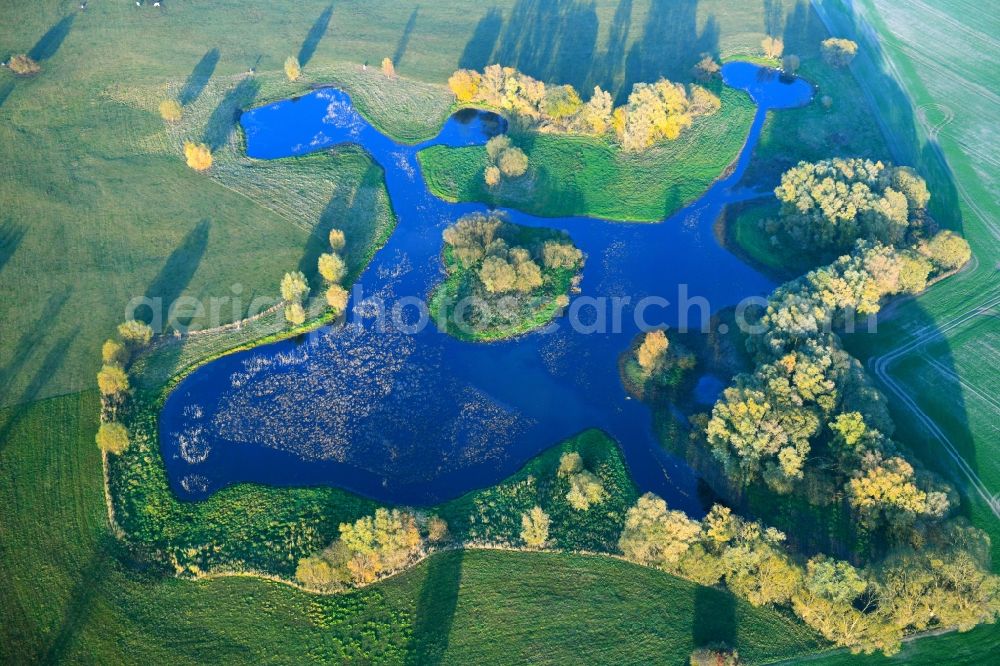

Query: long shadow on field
left=692, top=585, right=736, bottom=651
left=40, top=535, right=118, bottom=663
left=590, top=0, right=633, bottom=98
left=0, top=333, right=73, bottom=453
left=392, top=7, right=420, bottom=67
left=763, top=0, right=785, bottom=36
left=0, top=220, right=25, bottom=274
left=492, top=0, right=599, bottom=93
left=137, top=220, right=211, bottom=331
left=457, top=7, right=503, bottom=71
left=0, top=80, right=15, bottom=110
left=179, top=48, right=220, bottom=106
left=620, top=0, right=718, bottom=103
left=405, top=550, right=464, bottom=665
left=203, top=76, right=260, bottom=150
left=28, top=14, right=75, bottom=62
left=0, top=289, right=71, bottom=407
left=299, top=4, right=334, bottom=67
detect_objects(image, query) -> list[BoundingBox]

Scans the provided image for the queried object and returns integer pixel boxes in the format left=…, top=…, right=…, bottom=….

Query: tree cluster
left=295, top=508, right=438, bottom=590
left=557, top=451, right=607, bottom=511
left=483, top=135, right=528, bottom=188
left=319, top=227, right=350, bottom=316
left=95, top=319, right=155, bottom=455
left=448, top=65, right=719, bottom=152
left=619, top=496, right=1000, bottom=655
left=280, top=270, right=309, bottom=326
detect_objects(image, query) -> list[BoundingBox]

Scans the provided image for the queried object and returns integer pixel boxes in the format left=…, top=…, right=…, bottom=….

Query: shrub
left=117, top=320, right=154, bottom=348
left=159, top=99, right=182, bottom=122
left=484, top=165, right=501, bottom=188
left=821, top=38, right=859, bottom=67
left=427, top=516, right=449, bottom=543
left=284, top=56, right=301, bottom=81
left=183, top=141, right=212, bottom=171
left=97, top=365, right=130, bottom=396
left=328, top=228, right=346, bottom=252
left=96, top=422, right=130, bottom=455
left=520, top=506, right=550, bottom=548
left=692, top=54, right=721, bottom=82
left=8, top=54, right=40, bottom=76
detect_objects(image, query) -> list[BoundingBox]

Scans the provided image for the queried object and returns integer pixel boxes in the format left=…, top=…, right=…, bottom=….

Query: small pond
left=159, top=62, right=813, bottom=512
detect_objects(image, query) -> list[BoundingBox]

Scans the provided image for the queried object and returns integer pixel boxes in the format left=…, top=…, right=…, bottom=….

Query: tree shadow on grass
left=0, top=332, right=73, bottom=454
left=590, top=0, right=633, bottom=96
left=458, top=7, right=503, bottom=71
left=0, top=219, right=25, bottom=274
left=203, top=76, right=260, bottom=150
left=404, top=550, right=464, bottom=665
left=136, top=219, right=211, bottom=331
left=28, top=14, right=75, bottom=62
left=178, top=48, right=220, bottom=106
left=299, top=4, right=334, bottom=68
left=0, top=80, right=15, bottom=110
left=692, top=585, right=737, bottom=652
left=392, top=7, right=420, bottom=67
left=0, top=289, right=71, bottom=407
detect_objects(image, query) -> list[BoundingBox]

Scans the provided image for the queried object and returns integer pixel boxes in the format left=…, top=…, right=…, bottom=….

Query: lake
left=159, top=62, right=813, bottom=512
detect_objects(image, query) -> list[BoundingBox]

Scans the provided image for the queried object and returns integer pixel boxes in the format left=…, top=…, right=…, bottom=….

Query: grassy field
left=419, top=86, right=757, bottom=222
left=1, top=392, right=829, bottom=664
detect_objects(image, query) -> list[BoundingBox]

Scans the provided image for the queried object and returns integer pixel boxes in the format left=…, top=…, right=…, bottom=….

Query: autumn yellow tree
left=284, top=56, right=301, bottom=81
left=326, top=284, right=349, bottom=313
left=97, top=364, right=130, bottom=396
left=183, top=141, right=212, bottom=171
left=636, top=329, right=669, bottom=374
left=762, top=36, right=784, bottom=59
left=102, top=339, right=129, bottom=366
left=381, top=57, right=395, bottom=77
left=520, top=506, right=550, bottom=548
left=328, top=228, right=346, bottom=252
left=448, top=69, right=481, bottom=102
left=96, top=422, right=130, bottom=455
left=159, top=99, right=182, bottom=122
left=8, top=54, right=40, bottom=76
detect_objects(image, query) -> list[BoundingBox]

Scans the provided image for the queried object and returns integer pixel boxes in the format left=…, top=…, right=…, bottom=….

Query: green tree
left=921, top=229, right=971, bottom=270
left=618, top=493, right=701, bottom=567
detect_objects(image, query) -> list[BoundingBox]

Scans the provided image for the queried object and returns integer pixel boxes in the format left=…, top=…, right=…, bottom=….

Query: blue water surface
left=159, top=62, right=812, bottom=513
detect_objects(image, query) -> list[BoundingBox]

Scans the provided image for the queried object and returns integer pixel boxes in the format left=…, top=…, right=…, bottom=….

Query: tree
left=159, top=99, right=182, bottom=122
left=692, top=54, right=721, bottom=82
left=690, top=648, right=742, bottom=666
left=484, top=165, right=501, bottom=188
left=782, top=54, right=801, bottom=75
left=284, top=56, right=301, bottom=81
left=762, top=36, right=784, bottom=59
left=96, top=422, right=130, bottom=454
left=497, top=147, right=528, bottom=178
left=325, top=284, right=349, bottom=313
left=102, top=339, right=128, bottom=366
left=337, top=508, right=423, bottom=583
left=921, top=230, right=971, bottom=270
left=542, top=241, right=583, bottom=270
left=821, top=38, right=859, bottom=67
left=575, top=86, right=614, bottom=134
left=8, top=54, right=40, bottom=76
left=485, top=135, right=511, bottom=162
left=284, top=302, right=306, bottom=326
left=558, top=451, right=583, bottom=476
left=97, top=364, right=130, bottom=396
left=328, top=228, right=346, bottom=252
left=318, top=252, right=347, bottom=283
left=520, top=506, right=550, bottom=548
left=280, top=270, right=309, bottom=302
left=118, top=320, right=154, bottom=348
left=448, top=69, right=481, bottom=102
left=542, top=84, right=582, bottom=121
left=619, top=493, right=701, bottom=567
left=381, top=57, right=395, bottom=77
left=723, top=534, right=802, bottom=606
left=427, top=516, right=449, bottom=543
left=636, top=330, right=669, bottom=374
left=183, top=141, right=212, bottom=171
left=479, top=256, right=517, bottom=293
left=892, top=167, right=930, bottom=210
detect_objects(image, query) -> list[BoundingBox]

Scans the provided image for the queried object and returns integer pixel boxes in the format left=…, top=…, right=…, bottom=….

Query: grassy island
left=429, top=212, right=583, bottom=341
